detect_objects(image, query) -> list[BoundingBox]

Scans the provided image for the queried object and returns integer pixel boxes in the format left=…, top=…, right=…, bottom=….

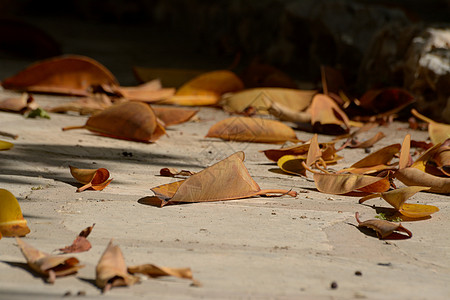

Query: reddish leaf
left=59, top=224, right=95, bottom=254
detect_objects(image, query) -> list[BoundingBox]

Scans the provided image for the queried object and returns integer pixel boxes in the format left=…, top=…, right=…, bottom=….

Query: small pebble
left=330, top=281, right=338, bottom=289
left=355, top=270, right=362, bottom=276
left=77, top=290, right=86, bottom=296
left=63, top=291, right=72, bottom=297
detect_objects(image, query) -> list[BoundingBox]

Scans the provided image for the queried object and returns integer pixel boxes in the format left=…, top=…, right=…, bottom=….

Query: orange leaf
left=0, top=93, right=38, bottom=113
left=306, top=134, right=321, bottom=167
left=351, top=144, right=401, bottom=169
left=206, top=116, right=299, bottom=144
left=16, top=237, right=84, bottom=283
left=128, top=264, right=194, bottom=281
left=309, top=93, right=350, bottom=134
left=394, top=167, right=450, bottom=194
left=59, top=224, right=95, bottom=253
left=62, top=101, right=166, bottom=142
left=49, top=93, right=113, bottom=115
left=0, top=189, right=30, bottom=237
left=313, top=173, right=390, bottom=195
left=261, top=141, right=338, bottom=162
left=411, top=109, right=450, bottom=144
left=355, top=212, right=412, bottom=239
left=69, top=166, right=112, bottom=192
left=152, top=106, right=198, bottom=127
left=399, top=134, right=411, bottom=169
left=144, top=152, right=297, bottom=207
left=133, top=66, right=206, bottom=88
left=2, top=55, right=118, bottom=96
left=96, top=240, right=139, bottom=292
left=112, top=80, right=175, bottom=102
left=160, top=168, right=195, bottom=177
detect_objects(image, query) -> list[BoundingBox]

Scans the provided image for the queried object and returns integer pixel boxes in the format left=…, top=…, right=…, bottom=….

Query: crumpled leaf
left=394, top=167, right=450, bottom=194
left=163, top=70, right=243, bottom=106
left=16, top=237, right=84, bottom=283
left=309, top=93, right=350, bottom=134
left=206, top=116, right=299, bottom=144
left=262, top=141, right=339, bottom=163
left=69, top=166, right=112, bottom=192
left=0, top=140, right=14, bottom=151
left=127, top=264, right=194, bottom=282
left=59, top=224, right=95, bottom=253
left=411, top=109, right=450, bottom=144
left=355, top=212, right=412, bottom=239
left=313, top=173, right=390, bottom=195
left=49, top=93, right=113, bottom=115
left=222, top=88, right=314, bottom=114
left=62, top=101, right=166, bottom=142
left=0, top=93, right=38, bottom=113
left=2, top=55, right=118, bottom=96
left=110, top=80, right=175, bottom=102
left=152, top=106, right=198, bottom=126
left=143, top=152, right=297, bottom=207
left=359, top=186, right=438, bottom=218
left=96, top=240, right=139, bottom=292
left=160, top=168, right=195, bottom=177
left=0, top=189, right=30, bottom=237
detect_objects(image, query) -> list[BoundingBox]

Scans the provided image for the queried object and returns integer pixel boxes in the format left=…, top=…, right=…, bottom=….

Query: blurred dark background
left=0, top=0, right=448, bottom=88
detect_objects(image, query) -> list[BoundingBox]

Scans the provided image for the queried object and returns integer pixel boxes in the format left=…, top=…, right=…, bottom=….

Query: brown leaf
left=133, top=66, right=206, bottom=88
left=351, top=144, right=401, bottom=169
left=262, top=142, right=339, bottom=163
left=62, top=101, right=166, bottom=142
left=2, top=55, right=118, bottom=96
left=152, top=106, right=198, bottom=126
left=355, top=212, right=412, bottom=239
left=128, top=264, right=193, bottom=280
left=0, top=93, right=38, bottom=113
left=69, top=166, right=112, bottom=192
left=434, top=142, right=450, bottom=176
left=49, top=93, right=112, bottom=115
left=309, top=93, right=350, bottom=134
left=399, top=134, right=412, bottom=169
left=411, top=109, right=450, bottom=144
left=16, top=237, right=84, bottom=283
left=266, top=100, right=312, bottom=124
left=313, top=173, right=390, bottom=195
left=206, top=116, right=299, bottom=144
left=160, top=168, right=195, bottom=177
left=306, top=134, right=322, bottom=167
left=112, top=80, right=176, bottom=102
left=59, top=224, right=95, bottom=253
left=347, top=132, right=386, bottom=149
left=143, top=152, right=297, bottom=207
left=96, top=240, right=139, bottom=292
left=394, top=167, right=450, bottom=194
left=358, top=88, right=414, bottom=115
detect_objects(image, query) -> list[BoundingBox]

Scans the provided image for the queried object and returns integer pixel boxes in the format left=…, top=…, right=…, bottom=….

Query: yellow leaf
left=0, top=189, right=30, bottom=237
left=69, top=166, right=112, bottom=192
left=277, top=155, right=307, bottom=176
left=0, top=140, right=14, bottom=151
left=411, top=109, right=450, bottom=144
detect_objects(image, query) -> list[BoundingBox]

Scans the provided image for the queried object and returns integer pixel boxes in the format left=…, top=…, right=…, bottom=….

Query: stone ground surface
left=0, top=17, right=450, bottom=300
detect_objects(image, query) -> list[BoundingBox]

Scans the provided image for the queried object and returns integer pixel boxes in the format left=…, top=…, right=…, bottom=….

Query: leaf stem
left=62, top=125, right=86, bottom=131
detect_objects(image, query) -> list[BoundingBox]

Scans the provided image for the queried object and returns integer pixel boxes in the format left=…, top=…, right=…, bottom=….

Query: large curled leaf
left=355, top=212, right=412, bottom=239
left=96, top=240, right=139, bottom=292
left=152, top=106, right=198, bottom=126
left=69, top=166, right=112, bottom=192
left=62, top=101, right=166, bottom=142
left=206, top=116, right=299, bottom=144
left=143, top=152, right=297, bottom=207
left=359, top=186, right=438, bottom=218
left=2, top=55, right=118, bottom=96
left=309, top=93, right=350, bottom=134
left=395, top=167, right=450, bottom=194
left=0, top=189, right=30, bottom=237
left=411, top=109, right=450, bottom=144
left=0, top=140, right=14, bottom=151
left=222, top=88, right=314, bottom=114
left=16, top=238, right=84, bottom=283
left=313, top=173, right=390, bottom=195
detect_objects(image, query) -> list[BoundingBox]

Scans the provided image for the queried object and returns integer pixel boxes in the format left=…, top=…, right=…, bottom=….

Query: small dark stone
left=77, top=290, right=86, bottom=296
left=355, top=270, right=362, bottom=276
left=377, top=262, right=392, bottom=267
left=330, top=281, right=338, bottom=289
left=364, top=148, right=371, bottom=153
left=63, top=291, right=72, bottom=297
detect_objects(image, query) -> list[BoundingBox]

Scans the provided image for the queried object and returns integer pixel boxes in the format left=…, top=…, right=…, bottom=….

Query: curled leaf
left=111, top=80, right=175, bottom=102
left=96, top=240, right=139, bottom=292
left=62, top=101, right=166, bottom=142
left=277, top=155, right=307, bottom=176
left=351, top=144, right=401, bottom=169
left=128, top=264, right=194, bottom=281
left=313, top=173, right=390, bottom=195
left=69, top=166, right=112, bottom=192
left=399, top=134, right=412, bottom=169
left=49, top=93, right=113, bottom=115
left=0, top=189, right=30, bottom=237
left=395, top=167, right=450, bottom=194
left=0, top=93, right=38, bottom=113
left=59, top=224, right=95, bottom=253
left=309, top=93, right=350, bottom=134
left=160, top=168, right=195, bottom=177
left=206, top=116, right=299, bottom=144
left=411, top=109, right=450, bottom=144
left=348, top=132, right=386, bottom=149
left=144, top=152, right=297, bottom=207
left=435, top=143, right=450, bottom=176
left=355, top=212, right=412, bottom=239
left=0, top=140, right=14, bottom=151
left=2, top=55, right=118, bottom=96
left=262, top=142, right=339, bottom=162
left=152, top=106, right=198, bottom=126
left=16, top=237, right=84, bottom=283
left=359, top=186, right=438, bottom=218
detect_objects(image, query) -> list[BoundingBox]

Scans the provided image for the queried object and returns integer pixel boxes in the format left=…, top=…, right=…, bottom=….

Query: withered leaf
left=309, top=93, right=350, bottom=134
left=96, top=240, right=139, bottom=292
left=160, top=168, right=195, bottom=177
left=359, top=186, right=438, bottom=218
left=355, top=212, right=412, bottom=239
left=0, top=93, right=38, bottom=113
left=112, top=80, right=175, bottom=102
left=313, top=173, right=390, bottom=195
left=0, top=189, right=30, bottom=237
left=411, top=109, right=450, bottom=144
left=16, top=237, right=84, bottom=283
left=346, top=132, right=386, bottom=149
left=434, top=142, right=450, bottom=176
left=59, top=224, right=95, bottom=254
left=262, top=141, right=339, bottom=163
left=49, top=93, right=113, bottom=115
left=351, top=144, right=401, bottom=169
left=127, top=264, right=194, bottom=281
left=133, top=66, right=206, bottom=88
left=69, top=166, right=112, bottom=192
left=394, top=167, right=450, bottom=194
left=143, top=152, right=297, bottom=207
left=2, top=55, right=118, bottom=96
left=399, top=134, right=412, bottom=169
left=152, top=106, right=198, bottom=127
left=62, top=101, right=166, bottom=142
left=265, top=99, right=312, bottom=123
left=358, top=88, right=414, bottom=115
left=206, top=116, right=299, bottom=144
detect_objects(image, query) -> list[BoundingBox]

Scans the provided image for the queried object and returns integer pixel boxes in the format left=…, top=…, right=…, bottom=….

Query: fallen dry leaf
left=355, top=212, right=412, bottom=239
left=16, top=237, right=84, bottom=283
left=128, top=264, right=194, bottom=281
left=133, top=66, right=206, bottom=88
left=0, top=93, right=38, bottom=113
left=0, top=189, right=30, bottom=237
left=96, top=240, right=139, bottom=292
left=434, top=142, right=450, bottom=176
left=313, top=173, right=390, bottom=195
left=69, top=166, right=112, bottom=192
left=206, top=116, right=299, bottom=144
left=160, top=168, right=195, bottom=177
left=0, top=140, right=14, bottom=151
left=59, top=224, right=95, bottom=253
left=265, top=99, right=312, bottom=123
left=142, top=152, right=297, bottom=207
left=62, top=101, right=166, bottom=142
left=261, top=141, right=339, bottom=163
left=399, top=134, right=412, bottom=169
left=351, top=144, right=401, bottom=169
left=49, top=93, right=113, bottom=115
left=346, top=132, right=386, bottom=149
left=152, top=106, right=198, bottom=126
left=2, top=55, right=118, bottom=96
left=358, top=88, right=414, bottom=115
left=359, top=186, right=438, bottom=218
left=411, top=109, right=450, bottom=144
left=309, top=93, right=350, bottom=134
left=111, top=80, right=175, bottom=102
left=394, top=167, right=450, bottom=194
